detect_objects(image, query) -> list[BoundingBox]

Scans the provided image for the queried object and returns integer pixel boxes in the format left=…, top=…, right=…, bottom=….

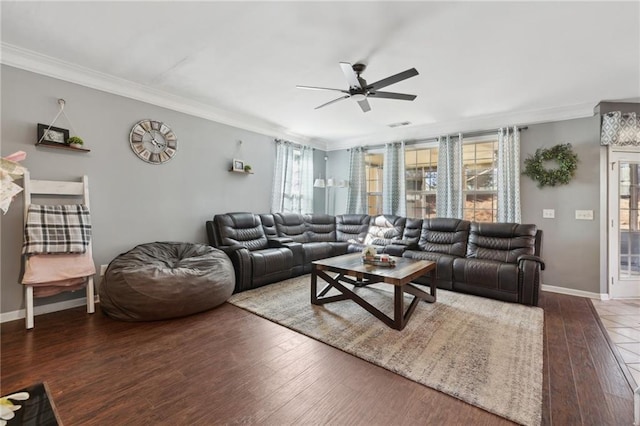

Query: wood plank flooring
left=1, top=291, right=634, bottom=425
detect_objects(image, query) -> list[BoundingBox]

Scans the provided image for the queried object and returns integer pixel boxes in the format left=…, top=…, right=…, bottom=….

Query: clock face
left=129, top=119, right=177, bottom=164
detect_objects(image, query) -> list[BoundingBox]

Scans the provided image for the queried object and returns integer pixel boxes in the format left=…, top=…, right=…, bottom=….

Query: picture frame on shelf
left=232, top=159, right=245, bottom=172
left=37, top=123, right=69, bottom=146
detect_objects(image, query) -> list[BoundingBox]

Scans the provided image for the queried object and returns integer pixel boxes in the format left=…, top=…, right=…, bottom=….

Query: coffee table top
left=312, top=252, right=435, bottom=286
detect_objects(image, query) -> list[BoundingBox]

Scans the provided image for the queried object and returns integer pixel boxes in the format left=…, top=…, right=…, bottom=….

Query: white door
left=609, top=150, right=640, bottom=298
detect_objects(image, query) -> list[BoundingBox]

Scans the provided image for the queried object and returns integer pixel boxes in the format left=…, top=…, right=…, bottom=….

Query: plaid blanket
left=23, top=204, right=91, bottom=254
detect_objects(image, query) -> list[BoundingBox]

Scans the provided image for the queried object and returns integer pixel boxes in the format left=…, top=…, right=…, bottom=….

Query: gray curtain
left=601, top=111, right=640, bottom=146
left=346, top=147, right=367, bottom=214
left=271, top=140, right=314, bottom=214
left=497, top=127, right=521, bottom=223
left=436, top=134, right=463, bottom=218
left=383, top=141, right=406, bottom=216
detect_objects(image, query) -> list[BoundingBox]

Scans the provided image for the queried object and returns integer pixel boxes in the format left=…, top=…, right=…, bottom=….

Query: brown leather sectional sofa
left=206, top=212, right=545, bottom=306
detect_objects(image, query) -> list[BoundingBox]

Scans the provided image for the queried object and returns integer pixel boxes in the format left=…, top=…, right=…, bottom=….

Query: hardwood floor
left=1, top=291, right=634, bottom=425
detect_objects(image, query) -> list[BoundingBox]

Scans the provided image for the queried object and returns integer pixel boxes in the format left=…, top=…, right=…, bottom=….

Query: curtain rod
left=348, top=126, right=528, bottom=151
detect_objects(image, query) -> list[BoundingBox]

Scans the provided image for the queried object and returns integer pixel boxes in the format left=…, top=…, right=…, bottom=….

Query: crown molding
left=0, top=43, right=596, bottom=153
left=325, top=102, right=596, bottom=151
left=0, top=43, right=330, bottom=149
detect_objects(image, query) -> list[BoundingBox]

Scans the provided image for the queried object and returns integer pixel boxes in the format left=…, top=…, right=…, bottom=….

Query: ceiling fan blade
left=368, top=91, right=417, bottom=101
left=296, top=85, right=349, bottom=93
left=366, top=68, right=419, bottom=91
left=315, top=95, right=351, bottom=110
left=358, top=98, right=371, bottom=113
left=339, top=62, right=362, bottom=89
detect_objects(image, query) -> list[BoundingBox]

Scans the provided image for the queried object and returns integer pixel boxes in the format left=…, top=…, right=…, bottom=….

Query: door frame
left=607, top=147, right=640, bottom=299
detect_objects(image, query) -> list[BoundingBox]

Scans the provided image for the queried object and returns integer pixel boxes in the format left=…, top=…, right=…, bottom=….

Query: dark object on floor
left=1, top=382, right=60, bottom=425
left=99, top=242, right=234, bottom=321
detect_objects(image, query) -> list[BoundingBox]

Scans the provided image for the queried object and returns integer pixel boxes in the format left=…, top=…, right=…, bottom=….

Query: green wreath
left=523, top=143, right=578, bottom=188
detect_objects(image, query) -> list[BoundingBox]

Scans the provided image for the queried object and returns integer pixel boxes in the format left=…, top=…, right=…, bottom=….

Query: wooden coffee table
left=311, top=253, right=436, bottom=330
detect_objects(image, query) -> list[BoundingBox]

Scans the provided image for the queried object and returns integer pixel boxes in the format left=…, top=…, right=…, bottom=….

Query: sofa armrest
left=217, top=244, right=246, bottom=255
left=218, top=245, right=251, bottom=293
left=518, top=254, right=545, bottom=271
left=268, top=237, right=294, bottom=247
left=517, top=254, right=544, bottom=306
left=383, top=244, right=410, bottom=256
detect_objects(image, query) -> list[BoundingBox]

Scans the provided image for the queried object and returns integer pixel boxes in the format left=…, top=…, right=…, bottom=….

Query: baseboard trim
left=0, top=297, right=95, bottom=324
left=541, top=284, right=608, bottom=300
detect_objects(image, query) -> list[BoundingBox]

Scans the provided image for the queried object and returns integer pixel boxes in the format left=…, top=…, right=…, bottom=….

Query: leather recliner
left=402, top=218, right=471, bottom=290
left=206, top=212, right=295, bottom=293
left=452, top=222, right=542, bottom=305
left=272, top=213, right=346, bottom=273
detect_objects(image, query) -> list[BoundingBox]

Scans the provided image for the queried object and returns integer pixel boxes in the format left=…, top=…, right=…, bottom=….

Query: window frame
left=364, top=135, right=500, bottom=222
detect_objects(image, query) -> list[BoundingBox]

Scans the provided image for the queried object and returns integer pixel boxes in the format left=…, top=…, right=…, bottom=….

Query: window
left=365, top=152, right=383, bottom=215
left=462, top=140, right=498, bottom=222
left=286, top=148, right=302, bottom=207
left=364, top=138, right=499, bottom=221
left=405, top=147, right=438, bottom=218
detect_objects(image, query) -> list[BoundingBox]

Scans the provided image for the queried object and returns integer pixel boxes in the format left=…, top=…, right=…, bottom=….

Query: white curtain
left=271, top=140, right=314, bottom=214
left=383, top=141, right=406, bottom=216
left=436, top=134, right=463, bottom=218
left=601, top=111, right=640, bottom=146
left=497, top=127, right=521, bottom=222
left=346, top=147, right=367, bottom=214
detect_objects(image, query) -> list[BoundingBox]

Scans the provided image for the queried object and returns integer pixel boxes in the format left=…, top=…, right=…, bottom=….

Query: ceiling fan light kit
left=297, top=62, right=419, bottom=113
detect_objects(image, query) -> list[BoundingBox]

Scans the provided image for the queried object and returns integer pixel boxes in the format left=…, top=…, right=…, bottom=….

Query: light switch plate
left=575, top=210, right=594, bottom=220
left=542, top=209, right=555, bottom=219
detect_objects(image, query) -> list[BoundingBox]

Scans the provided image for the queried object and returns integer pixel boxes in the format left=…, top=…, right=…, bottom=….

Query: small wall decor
left=523, top=143, right=578, bottom=188
left=36, top=99, right=90, bottom=152
left=37, top=124, right=69, bottom=146
left=232, top=159, right=244, bottom=172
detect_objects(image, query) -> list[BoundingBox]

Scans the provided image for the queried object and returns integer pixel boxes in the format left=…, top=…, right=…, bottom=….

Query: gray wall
left=1, top=65, right=325, bottom=314
left=520, top=116, right=601, bottom=293
left=325, top=116, right=602, bottom=293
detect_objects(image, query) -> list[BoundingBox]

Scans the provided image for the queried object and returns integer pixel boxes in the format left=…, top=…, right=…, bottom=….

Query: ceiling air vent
left=388, top=121, right=411, bottom=128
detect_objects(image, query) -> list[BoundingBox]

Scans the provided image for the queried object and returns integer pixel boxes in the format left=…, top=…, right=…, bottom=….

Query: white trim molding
left=0, top=297, right=96, bottom=324
left=1, top=42, right=597, bottom=152
left=0, top=42, right=327, bottom=150
left=541, top=284, right=609, bottom=300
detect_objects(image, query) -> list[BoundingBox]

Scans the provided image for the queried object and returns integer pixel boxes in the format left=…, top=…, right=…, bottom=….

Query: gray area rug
left=228, top=275, right=544, bottom=425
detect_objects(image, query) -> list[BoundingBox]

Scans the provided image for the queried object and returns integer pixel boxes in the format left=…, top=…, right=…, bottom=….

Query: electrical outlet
left=100, top=264, right=108, bottom=276
left=542, top=209, right=555, bottom=219
left=575, top=210, right=594, bottom=220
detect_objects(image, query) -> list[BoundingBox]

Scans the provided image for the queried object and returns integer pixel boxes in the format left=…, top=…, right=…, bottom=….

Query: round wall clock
left=129, top=119, right=178, bottom=164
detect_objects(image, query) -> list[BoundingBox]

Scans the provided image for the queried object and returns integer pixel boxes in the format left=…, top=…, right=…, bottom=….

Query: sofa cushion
left=336, top=214, right=370, bottom=242
left=214, top=213, right=268, bottom=250
left=452, top=257, right=519, bottom=294
left=251, top=247, right=293, bottom=277
left=467, top=223, right=536, bottom=263
left=403, top=249, right=457, bottom=288
left=419, top=218, right=470, bottom=256
left=304, top=214, right=336, bottom=242
left=274, top=213, right=308, bottom=243
left=259, top=214, right=278, bottom=238
left=402, top=218, right=423, bottom=243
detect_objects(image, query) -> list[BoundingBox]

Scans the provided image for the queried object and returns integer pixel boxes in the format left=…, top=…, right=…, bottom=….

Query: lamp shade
left=326, top=178, right=335, bottom=187
left=313, top=178, right=326, bottom=188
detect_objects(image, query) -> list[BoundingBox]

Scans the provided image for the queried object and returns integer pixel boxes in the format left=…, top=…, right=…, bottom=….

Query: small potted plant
left=244, top=164, right=252, bottom=173
left=66, top=136, right=84, bottom=149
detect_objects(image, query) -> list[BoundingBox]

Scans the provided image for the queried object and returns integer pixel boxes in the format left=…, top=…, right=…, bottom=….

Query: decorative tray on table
left=362, top=255, right=396, bottom=267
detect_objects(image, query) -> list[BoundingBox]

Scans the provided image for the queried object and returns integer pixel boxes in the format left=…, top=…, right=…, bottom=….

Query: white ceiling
left=2, top=1, right=639, bottom=150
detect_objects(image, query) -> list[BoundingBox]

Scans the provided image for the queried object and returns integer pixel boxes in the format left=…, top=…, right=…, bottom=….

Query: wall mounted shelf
left=35, top=140, right=91, bottom=152
left=229, top=169, right=253, bottom=174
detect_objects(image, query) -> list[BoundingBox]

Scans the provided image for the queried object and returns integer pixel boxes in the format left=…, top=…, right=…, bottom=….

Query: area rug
left=228, top=275, right=544, bottom=426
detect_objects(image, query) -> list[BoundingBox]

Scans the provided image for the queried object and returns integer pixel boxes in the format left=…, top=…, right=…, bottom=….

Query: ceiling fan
left=297, top=62, right=419, bottom=113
